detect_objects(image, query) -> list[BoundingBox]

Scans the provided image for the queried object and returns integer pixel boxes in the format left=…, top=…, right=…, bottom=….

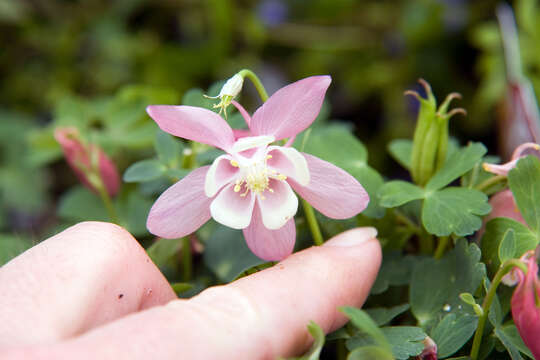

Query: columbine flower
left=54, top=127, right=120, bottom=197
left=146, top=76, right=369, bottom=261
left=204, top=73, right=244, bottom=118
left=483, top=142, right=540, bottom=176
left=511, top=251, right=540, bottom=358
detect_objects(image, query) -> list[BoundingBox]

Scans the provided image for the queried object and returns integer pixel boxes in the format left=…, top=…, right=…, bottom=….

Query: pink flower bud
left=511, top=252, right=540, bottom=358
left=54, top=127, right=120, bottom=197
left=415, top=336, right=437, bottom=360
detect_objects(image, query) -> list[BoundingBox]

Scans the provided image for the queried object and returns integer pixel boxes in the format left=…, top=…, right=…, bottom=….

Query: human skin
left=0, top=222, right=381, bottom=360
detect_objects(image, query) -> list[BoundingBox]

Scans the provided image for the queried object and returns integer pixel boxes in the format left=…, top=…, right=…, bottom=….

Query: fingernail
left=323, top=227, right=378, bottom=247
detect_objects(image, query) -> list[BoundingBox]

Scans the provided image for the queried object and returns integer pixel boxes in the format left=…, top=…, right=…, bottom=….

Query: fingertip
left=323, top=227, right=378, bottom=247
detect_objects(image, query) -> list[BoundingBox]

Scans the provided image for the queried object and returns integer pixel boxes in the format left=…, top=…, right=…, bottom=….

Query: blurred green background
left=1, top=0, right=538, bottom=257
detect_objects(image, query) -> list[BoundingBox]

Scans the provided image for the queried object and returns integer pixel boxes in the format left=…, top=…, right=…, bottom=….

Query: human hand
left=1, top=222, right=380, bottom=360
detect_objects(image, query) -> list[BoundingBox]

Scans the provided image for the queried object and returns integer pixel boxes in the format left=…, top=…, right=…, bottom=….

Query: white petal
left=204, top=154, right=239, bottom=197
left=232, top=135, right=275, bottom=153
left=267, top=146, right=310, bottom=186
left=210, top=184, right=255, bottom=229
left=258, top=179, right=298, bottom=230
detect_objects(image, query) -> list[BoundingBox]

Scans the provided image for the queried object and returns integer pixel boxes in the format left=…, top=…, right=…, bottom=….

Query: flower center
left=230, top=155, right=287, bottom=199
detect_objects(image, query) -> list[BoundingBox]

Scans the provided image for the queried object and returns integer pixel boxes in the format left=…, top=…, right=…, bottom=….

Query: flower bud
left=54, top=127, right=120, bottom=197
left=205, top=73, right=244, bottom=119
left=406, top=79, right=466, bottom=186
left=511, top=252, right=540, bottom=358
left=415, top=336, right=438, bottom=360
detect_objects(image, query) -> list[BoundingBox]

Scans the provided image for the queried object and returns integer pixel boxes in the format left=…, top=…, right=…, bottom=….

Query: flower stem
left=302, top=199, right=324, bottom=246
left=433, top=236, right=449, bottom=259
left=469, top=259, right=528, bottom=360
left=96, top=184, right=119, bottom=224
left=238, top=69, right=269, bottom=102
left=474, top=175, right=506, bottom=193
left=182, top=237, right=192, bottom=282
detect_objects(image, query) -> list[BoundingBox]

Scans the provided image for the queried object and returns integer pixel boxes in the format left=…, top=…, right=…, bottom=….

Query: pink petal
left=288, top=153, right=369, bottom=219
left=250, top=76, right=331, bottom=140
left=204, top=155, right=239, bottom=197
left=95, top=146, right=120, bottom=197
left=147, top=166, right=213, bottom=238
left=210, top=184, right=255, bottom=229
left=243, top=203, right=296, bottom=261
left=267, top=146, right=310, bottom=186
left=233, top=129, right=251, bottom=140
left=231, top=100, right=251, bottom=127
left=257, top=179, right=298, bottom=230
left=146, top=105, right=235, bottom=151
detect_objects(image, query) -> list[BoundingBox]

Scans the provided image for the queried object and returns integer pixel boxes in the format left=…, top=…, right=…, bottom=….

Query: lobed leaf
left=422, top=187, right=491, bottom=236
left=426, top=142, right=487, bottom=191
left=508, top=156, right=540, bottom=234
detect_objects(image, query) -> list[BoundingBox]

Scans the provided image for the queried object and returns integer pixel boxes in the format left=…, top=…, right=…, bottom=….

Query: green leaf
left=430, top=313, right=478, bottom=358
left=426, top=142, right=487, bottom=191
left=165, top=168, right=191, bottom=181
left=459, top=293, right=476, bottom=306
left=388, top=139, right=412, bottom=170
left=203, top=225, right=265, bottom=282
left=123, top=159, right=166, bottom=183
left=0, top=234, right=32, bottom=266
left=300, top=124, right=384, bottom=218
left=155, top=129, right=181, bottom=165
left=347, top=345, right=395, bottom=360
left=498, top=228, right=517, bottom=263
left=282, top=321, right=325, bottom=360
left=371, top=252, right=416, bottom=294
left=494, top=324, right=534, bottom=359
left=340, top=307, right=390, bottom=350
left=484, top=277, right=503, bottom=327
left=58, top=186, right=108, bottom=222
left=366, top=304, right=411, bottom=326
left=182, top=88, right=216, bottom=109
left=481, top=217, right=538, bottom=272
left=147, top=238, right=182, bottom=269
left=422, top=187, right=491, bottom=236
left=170, top=282, right=193, bottom=295
left=378, top=181, right=424, bottom=208
left=118, top=191, right=153, bottom=237
left=382, top=326, right=427, bottom=359
left=410, top=239, right=485, bottom=329
left=508, top=156, right=540, bottom=234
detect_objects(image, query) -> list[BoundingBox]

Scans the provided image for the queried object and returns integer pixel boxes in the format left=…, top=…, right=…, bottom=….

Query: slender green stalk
left=238, top=69, right=269, bottom=101
left=182, top=237, right=192, bottom=282
left=470, top=259, right=528, bottom=360
left=302, top=199, right=324, bottom=246
left=96, top=183, right=119, bottom=224
left=474, top=175, right=506, bottom=193
left=433, top=236, right=449, bottom=259
left=394, top=210, right=421, bottom=234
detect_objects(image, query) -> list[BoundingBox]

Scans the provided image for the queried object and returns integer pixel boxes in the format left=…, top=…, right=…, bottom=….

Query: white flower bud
left=218, top=74, right=244, bottom=98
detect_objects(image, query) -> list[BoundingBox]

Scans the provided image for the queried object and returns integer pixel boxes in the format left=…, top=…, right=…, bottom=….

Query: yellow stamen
left=230, top=159, right=239, bottom=167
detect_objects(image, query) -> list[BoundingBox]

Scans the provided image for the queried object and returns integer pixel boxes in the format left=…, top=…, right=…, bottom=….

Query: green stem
left=470, top=259, right=528, bottom=360
left=238, top=69, right=269, bottom=102
left=433, top=236, right=449, bottom=259
left=302, top=199, right=324, bottom=246
left=418, top=231, right=434, bottom=254
left=474, top=175, right=506, bottom=193
left=96, top=184, right=119, bottom=224
left=394, top=210, right=421, bottom=234
left=182, top=237, right=192, bottom=282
